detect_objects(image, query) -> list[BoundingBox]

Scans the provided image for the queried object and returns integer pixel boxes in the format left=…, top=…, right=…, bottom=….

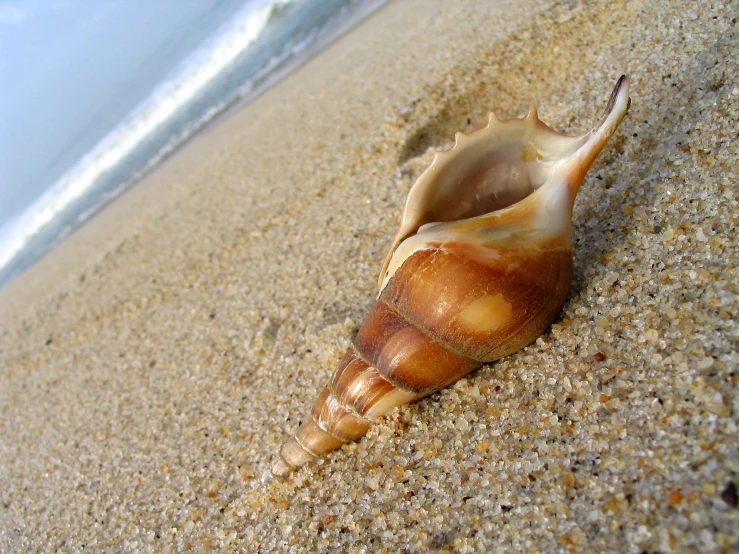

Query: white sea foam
left=0, top=0, right=298, bottom=276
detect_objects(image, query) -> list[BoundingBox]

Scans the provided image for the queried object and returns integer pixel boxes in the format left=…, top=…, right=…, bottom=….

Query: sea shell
left=272, top=75, right=631, bottom=477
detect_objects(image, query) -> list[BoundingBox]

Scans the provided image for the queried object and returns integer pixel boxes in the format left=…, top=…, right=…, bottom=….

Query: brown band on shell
left=381, top=245, right=572, bottom=362
left=311, top=387, right=372, bottom=442
left=295, top=417, right=345, bottom=457
left=330, top=347, right=399, bottom=415
left=353, top=299, right=480, bottom=395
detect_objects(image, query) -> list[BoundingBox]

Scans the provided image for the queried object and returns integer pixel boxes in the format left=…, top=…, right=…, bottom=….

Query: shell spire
left=272, top=76, right=630, bottom=477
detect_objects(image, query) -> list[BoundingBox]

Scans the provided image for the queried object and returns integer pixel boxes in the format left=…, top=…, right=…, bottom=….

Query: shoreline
left=0, top=0, right=389, bottom=292
left=2, top=0, right=738, bottom=551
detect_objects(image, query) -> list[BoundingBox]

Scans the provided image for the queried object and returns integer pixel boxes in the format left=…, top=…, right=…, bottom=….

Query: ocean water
left=0, top=0, right=387, bottom=289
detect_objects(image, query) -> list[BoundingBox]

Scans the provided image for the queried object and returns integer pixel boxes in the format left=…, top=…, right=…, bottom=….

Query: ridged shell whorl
left=272, top=76, right=631, bottom=477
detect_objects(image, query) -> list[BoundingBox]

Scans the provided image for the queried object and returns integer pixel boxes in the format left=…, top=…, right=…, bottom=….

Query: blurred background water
left=0, top=0, right=387, bottom=289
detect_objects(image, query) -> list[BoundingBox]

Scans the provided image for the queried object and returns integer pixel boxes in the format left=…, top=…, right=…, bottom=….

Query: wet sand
left=1, top=0, right=737, bottom=551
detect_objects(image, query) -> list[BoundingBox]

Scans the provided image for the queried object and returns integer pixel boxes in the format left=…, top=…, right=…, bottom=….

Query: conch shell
left=272, top=76, right=630, bottom=477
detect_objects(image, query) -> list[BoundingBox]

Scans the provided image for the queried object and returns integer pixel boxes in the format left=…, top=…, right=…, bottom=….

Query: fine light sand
left=1, top=0, right=737, bottom=551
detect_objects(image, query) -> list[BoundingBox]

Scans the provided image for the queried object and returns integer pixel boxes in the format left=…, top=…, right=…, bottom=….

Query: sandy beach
left=1, top=0, right=738, bottom=551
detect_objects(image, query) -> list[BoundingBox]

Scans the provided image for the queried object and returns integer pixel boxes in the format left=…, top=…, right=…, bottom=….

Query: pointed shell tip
left=271, top=457, right=293, bottom=478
